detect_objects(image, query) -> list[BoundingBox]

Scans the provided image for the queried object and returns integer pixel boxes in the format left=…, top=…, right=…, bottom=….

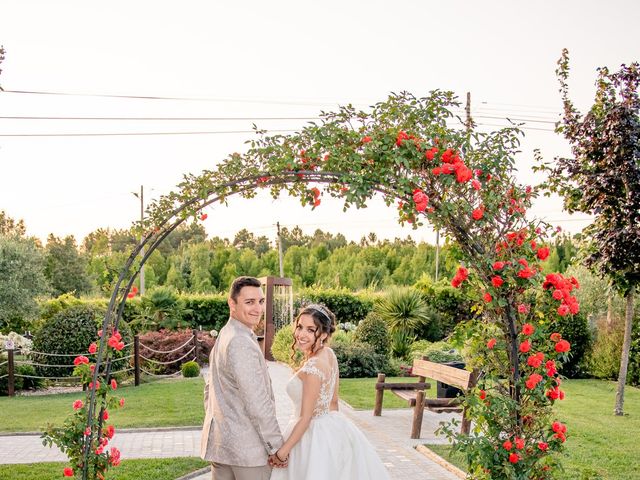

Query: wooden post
left=192, top=329, right=199, bottom=365
left=264, top=277, right=275, bottom=361
left=374, top=373, right=386, bottom=416
left=7, top=349, right=15, bottom=397
left=411, top=356, right=428, bottom=439
left=134, top=335, right=140, bottom=386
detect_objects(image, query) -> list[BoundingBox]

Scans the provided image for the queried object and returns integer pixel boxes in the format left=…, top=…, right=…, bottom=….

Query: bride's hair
left=290, top=303, right=337, bottom=360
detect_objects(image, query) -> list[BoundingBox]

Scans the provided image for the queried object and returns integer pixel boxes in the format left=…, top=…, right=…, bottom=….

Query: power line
left=0, top=115, right=321, bottom=121
left=0, top=129, right=298, bottom=137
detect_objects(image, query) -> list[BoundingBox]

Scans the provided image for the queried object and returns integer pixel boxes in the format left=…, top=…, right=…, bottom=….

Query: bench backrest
left=412, top=359, right=473, bottom=390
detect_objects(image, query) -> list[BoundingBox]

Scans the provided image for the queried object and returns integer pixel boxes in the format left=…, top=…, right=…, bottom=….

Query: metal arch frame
left=81, top=169, right=417, bottom=478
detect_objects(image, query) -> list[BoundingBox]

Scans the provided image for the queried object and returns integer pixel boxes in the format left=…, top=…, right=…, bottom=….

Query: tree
left=0, top=211, right=27, bottom=237
left=44, top=235, right=93, bottom=297
left=0, top=236, right=49, bottom=332
left=539, top=50, right=640, bottom=415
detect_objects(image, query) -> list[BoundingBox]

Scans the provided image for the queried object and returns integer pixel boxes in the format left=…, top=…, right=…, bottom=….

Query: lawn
left=0, top=378, right=206, bottom=433
left=339, top=376, right=437, bottom=409
left=421, top=380, right=640, bottom=480
left=0, top=457, right=208, bottom=480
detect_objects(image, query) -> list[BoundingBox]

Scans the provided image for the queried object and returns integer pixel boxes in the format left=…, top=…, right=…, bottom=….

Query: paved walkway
left=0, top=362, right=460, bottom=479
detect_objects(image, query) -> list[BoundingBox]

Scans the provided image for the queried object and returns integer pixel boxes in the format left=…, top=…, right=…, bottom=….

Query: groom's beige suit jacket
left=200, top=318, right=283, bottom=467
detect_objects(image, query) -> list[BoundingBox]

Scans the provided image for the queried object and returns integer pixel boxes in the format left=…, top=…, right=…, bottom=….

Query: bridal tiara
left=306, top=304, right=332, bottom=323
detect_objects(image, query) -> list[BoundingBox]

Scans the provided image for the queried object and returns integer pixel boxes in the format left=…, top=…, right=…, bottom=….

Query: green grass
left=0, top=378, right=206, bottom=433
left=339, top=376, right=437, bottom=409
left=422, top=380, right=640, bottom=480
left=0, top=457, right=208, bottom=480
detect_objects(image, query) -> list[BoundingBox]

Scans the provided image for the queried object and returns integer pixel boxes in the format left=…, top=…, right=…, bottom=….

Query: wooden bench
left=374, top=358, right=478, bottom=438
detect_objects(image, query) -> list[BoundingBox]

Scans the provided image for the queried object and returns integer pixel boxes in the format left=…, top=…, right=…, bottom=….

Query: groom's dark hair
left=229, top=276, right=262, bottom=302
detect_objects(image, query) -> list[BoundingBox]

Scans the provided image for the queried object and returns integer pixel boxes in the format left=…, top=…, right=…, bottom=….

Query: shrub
left=138, top=329, right=214, bottom=374
left=133, top=286, right=189, bottom=332
left=332, top=341, right=389, bottom=378
left=331, top=330, right=354, bottom=346
left=410, top=340, right=463, bottom=363
left=271, top=325, right=302, bottom=367
left=181, top=360, right=200, bottom=378
left=549, top=311, right=592, bottom=378
left=413, top=276, right=475, bottom=338
left=588, top=312, right=640, bottom=386
left=182, top=294, right=228, bottom=331
left=296, top=288, right=374, bottom=324
left=0, top=363, right=45, bottom=395
left=31, top=304, right=133, bottom=379
left=353, top=312, right=390, bottom=356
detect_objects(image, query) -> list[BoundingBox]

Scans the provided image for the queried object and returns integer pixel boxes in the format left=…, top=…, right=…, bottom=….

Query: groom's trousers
left=211, top=462, right=272, bottom=480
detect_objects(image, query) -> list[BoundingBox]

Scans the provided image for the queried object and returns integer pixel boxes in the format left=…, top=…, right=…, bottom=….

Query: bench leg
left=410, top=377, right=427, bottom=439
left=373, top=373, right=385, bottom=416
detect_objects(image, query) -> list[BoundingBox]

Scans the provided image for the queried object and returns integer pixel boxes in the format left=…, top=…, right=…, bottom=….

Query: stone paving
left=0, top=361, right=461, bottom=479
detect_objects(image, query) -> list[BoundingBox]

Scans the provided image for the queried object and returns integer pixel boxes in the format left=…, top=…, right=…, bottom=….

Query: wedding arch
left=56, top=91, right=577, bottom=480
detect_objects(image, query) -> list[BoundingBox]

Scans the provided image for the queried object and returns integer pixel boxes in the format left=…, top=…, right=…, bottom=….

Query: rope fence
left=2, top=330, right=210, bottom=396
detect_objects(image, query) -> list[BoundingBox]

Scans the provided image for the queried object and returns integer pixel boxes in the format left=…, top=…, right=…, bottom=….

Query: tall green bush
left=182, top=294, right=228, bottom=331
left=270, top=325, right=301, bottom=367
left=32, top=304, right=133, bottom=378
left=296, top=288, right=375, bottom=324
left=332, top=341, right=389, bottom=378
left=353, top=311, right=390, bottom=356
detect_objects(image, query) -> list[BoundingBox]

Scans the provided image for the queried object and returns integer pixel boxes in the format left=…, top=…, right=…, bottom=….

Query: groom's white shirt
left=201, top=317, right=283, bottom=466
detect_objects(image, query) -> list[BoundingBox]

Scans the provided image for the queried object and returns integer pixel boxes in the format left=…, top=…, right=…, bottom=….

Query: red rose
left=432, top=166, right=442, bottom=175
left=552, top=289, right=564, bottom=300
left=111, top=379, right=118, bottom=390
left=103, top=410, right=109, bottom=421
left=199, top=213, right=208, bottom=221
left=105, top=425, right=115, bottom=439
left=456, top=165, right=473, bottom=183
left=537, top=246, right=550, bottom=260
left=538, top=442, right=549, bottom=451
left=487, top=338, right=497, bottom=349
left=479, top=389, right=486, bottom=400
left=471, top=179, right=481, bottom=190
left=517, top=304, right=530, bottom=314
left=519, top=340, right=531, bottom=353
left=396, top=131, right=409, bottom=146
left=120, top=397, right=125, bottom=407
left=492, top=261, right=505, bottom=271
left=508, top=453, right=519, bottom=464
left=73, top=400, right=83, bottom=410
left=521, top=323, right=534, bottom=335
left=483, top=292, right=493, bottom=303
left=527, top=354, right=543, bottom=368
left=515, top=437, right=525, bottom=450
left=362, top=136, right=372, bottom=143
left=63, top=467, right=74, bottom=477
left=88, top=343, right=97, bottom=354
left=557, top=305, right=570, bottom=316
left=550, top=332, right=562, bottom=342
left=425, top=149, right=435, bottom=161
left=503, top=440, right=513, bottom=451
left=491, top=276, right=504, bottom=287
left=472, top=207, right=484, bottom=220
left=555, top=339, right=571, bottom=353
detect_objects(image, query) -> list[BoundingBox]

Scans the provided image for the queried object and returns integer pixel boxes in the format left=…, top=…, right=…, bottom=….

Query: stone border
left=175, top=466, right=210, bottom=480
left=0, top=425, right=202, bottom=437
left=416, top=444, right=466, bottom=479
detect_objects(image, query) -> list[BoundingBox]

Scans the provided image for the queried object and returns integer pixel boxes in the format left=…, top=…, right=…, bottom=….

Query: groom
left=201, top=276, right=284, bottom=479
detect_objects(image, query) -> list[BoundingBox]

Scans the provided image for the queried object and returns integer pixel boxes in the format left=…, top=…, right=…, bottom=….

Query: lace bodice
left=286, top=350, right=338, bottom=418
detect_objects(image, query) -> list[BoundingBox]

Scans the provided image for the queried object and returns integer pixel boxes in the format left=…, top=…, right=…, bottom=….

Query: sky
left=0, top=0, right=638, bottom=246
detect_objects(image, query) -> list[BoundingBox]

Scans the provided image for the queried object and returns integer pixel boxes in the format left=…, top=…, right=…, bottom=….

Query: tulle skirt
left=271, top=411, right=391, bottom=480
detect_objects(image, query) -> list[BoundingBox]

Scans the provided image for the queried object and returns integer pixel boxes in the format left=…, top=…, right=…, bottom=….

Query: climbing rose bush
left=42, top=329, right=126, bottom=479
left=135, top=91, right=579, bottom=477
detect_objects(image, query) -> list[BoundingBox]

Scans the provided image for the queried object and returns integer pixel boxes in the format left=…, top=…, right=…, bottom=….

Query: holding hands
left=268, top=450, right=289, bottom=469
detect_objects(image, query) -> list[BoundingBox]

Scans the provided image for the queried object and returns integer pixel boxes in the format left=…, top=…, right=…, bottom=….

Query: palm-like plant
left=375, top=287, right=432, bottom=359
left=374, top=287, right=431, bottom=334
left=133, top=286, right=189, bottom=331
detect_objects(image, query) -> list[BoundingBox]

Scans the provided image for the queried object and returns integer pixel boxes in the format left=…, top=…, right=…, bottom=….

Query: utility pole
left=277, top=222, right=284, bottom=277
left=132, top=185, right=145, bottom=295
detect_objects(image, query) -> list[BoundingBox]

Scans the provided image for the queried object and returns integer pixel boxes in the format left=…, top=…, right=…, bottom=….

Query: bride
left=270, top=304, right=391, bottom=480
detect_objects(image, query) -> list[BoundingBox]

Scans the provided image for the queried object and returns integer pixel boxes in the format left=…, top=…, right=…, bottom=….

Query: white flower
left=210, top=329, right=219, bottom=338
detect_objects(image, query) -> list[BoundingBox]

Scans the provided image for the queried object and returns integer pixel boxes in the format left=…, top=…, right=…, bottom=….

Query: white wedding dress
left=271, top=349, right=391, bottom=480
